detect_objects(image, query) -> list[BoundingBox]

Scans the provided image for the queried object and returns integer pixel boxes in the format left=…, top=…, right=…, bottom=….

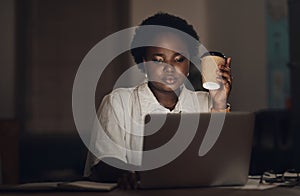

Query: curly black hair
left=130, top=12, right=200, bottom=72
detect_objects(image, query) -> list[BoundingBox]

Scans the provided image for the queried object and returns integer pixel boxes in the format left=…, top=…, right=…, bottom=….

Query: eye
left=175, top=56, right=186, bottom=63
left=152, top=57, right=164, bottom=64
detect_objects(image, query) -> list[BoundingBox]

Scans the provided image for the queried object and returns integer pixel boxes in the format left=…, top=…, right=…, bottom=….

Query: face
left=143, top=32, right=190, bottom=93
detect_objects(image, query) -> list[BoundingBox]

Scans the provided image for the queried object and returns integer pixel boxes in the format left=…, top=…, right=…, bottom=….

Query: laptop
left=138, top=112, right=254, bottom=189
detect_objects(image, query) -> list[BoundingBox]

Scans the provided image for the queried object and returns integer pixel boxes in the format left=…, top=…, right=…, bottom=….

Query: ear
left=142, top=57, right=146, bottom=63
left=139, top=57, right=147, bottom=73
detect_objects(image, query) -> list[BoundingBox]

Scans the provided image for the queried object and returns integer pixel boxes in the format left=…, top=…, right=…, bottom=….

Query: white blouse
left=84, top=82, right=212, bottom=176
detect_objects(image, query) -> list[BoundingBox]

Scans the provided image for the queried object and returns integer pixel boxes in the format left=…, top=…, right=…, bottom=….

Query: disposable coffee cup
left=200, top=51, right=226, bottom=90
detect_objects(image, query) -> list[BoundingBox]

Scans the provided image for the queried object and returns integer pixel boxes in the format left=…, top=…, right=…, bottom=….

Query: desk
left=1, top=187, right=300, bottom=196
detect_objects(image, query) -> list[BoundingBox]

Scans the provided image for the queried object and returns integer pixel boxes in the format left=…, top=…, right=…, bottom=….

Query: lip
left=162, top=75, right=178, bottom=85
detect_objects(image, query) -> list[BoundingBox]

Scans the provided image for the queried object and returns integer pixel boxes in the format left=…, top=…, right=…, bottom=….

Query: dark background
left=0, top=0, right=299, bottom=184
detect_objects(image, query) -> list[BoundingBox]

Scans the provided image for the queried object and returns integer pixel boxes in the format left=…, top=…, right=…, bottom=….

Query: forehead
left=148, top=32, right=189, bottom=55
left=145, top=47, right=187, bottom=58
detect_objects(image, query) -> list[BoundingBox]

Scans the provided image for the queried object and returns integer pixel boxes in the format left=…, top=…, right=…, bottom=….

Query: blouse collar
left=137, top=82, right=192, bottom=116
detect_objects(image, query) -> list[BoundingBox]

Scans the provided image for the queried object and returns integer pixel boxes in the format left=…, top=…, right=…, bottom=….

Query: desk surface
left=1, top=187, right=300, bottom=196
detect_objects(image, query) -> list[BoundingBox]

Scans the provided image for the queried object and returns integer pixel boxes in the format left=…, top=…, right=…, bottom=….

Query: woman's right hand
left=118, top=171, right=139, bottom=190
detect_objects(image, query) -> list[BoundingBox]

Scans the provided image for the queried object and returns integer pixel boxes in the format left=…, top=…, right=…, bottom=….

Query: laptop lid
left=138, top=112, right=254, bottom=189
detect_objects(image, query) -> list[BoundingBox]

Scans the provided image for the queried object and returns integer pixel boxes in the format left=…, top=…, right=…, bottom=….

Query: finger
left=216, top=73, right=232, bottom=89
left=226, top=57, right=232, bottom=68
left=216, top=57, right=232, bottom=89
left=218, top=67, right=231, bottom=77
left=220, top=65, right=230, bottom=70
left=126, top=174, right=131, bottom=190
left=217, top=63, right=232, bottom=78
left=217, top=60, right=231, bottom=75
left=128, top=172, right=138, bottom=190
left=216, top=69, right=231, bottom=81
left=118, top=173, right=130, bottom=190
left=117, top=177, right=125, bottom=189
left=217, top=57, right=231, bottom=68
left=226, top=58, right=232, bottom=86
left=216, top=77, right=231, bottom=86
left=217, top=72, right=232, bottom=83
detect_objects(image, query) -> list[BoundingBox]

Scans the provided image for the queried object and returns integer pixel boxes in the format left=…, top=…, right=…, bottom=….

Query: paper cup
left=201, top=52, right=226, bottom=90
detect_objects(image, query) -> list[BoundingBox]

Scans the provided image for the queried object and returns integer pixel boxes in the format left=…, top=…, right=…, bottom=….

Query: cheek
left=176, top=63, right=190, bottom=75
left=145, top=64, right=162, bottom=77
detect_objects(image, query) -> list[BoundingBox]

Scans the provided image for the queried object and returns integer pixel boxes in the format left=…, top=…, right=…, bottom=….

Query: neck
left=148, top=82, right=181, bottom=111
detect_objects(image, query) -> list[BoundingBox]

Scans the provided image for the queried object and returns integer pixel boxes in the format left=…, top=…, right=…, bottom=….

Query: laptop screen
left=139, top=112, right=254, bottom=189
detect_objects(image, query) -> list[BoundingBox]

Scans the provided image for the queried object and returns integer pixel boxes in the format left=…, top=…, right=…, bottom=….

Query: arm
left=89, top=158, right=139, bottom=189
left=89, top=158, right=128, bottom=183
left=86, top=92, right=128, bottom=181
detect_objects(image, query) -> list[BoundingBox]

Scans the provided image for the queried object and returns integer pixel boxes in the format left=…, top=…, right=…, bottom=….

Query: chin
left=149, top=81, right=182, bottom=92
left=160, top=83, right=181, bottom=93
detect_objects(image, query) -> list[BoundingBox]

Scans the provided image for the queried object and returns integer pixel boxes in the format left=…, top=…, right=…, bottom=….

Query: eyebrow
left=151, top=53, right=164, bottom=57
left=151, top=52, right=187, bottom=57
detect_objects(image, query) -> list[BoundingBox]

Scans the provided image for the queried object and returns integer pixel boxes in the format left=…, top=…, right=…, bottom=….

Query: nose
left=163, top=62, right=175, bottom=73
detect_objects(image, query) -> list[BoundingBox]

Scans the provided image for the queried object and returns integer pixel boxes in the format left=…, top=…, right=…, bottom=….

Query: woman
left=85, top=12, right=232, bottom=185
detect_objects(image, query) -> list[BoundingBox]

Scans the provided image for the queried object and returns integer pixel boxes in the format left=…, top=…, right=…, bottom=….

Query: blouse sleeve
left=84, top=92, right=128, bottom=176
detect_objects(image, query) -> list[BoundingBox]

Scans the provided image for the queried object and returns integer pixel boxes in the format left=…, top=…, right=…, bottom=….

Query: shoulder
left=99, top=84, right=143, bottom=109
left=109, top=86, right=136, bottom=97
left=105, top=82, right=149, bottom=99
left=102, top=86, right=135, bottom=102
